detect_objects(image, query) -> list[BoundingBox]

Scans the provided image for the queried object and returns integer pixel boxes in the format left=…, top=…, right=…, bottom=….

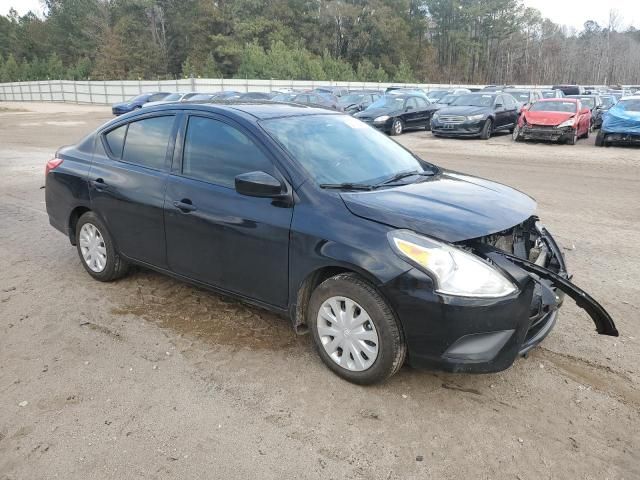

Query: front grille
left=438, top=115, right=466, bottom=123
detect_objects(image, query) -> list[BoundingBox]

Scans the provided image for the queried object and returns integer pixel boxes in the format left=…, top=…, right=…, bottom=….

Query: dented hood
left=524, top=110, right=574, bottom=126
left=340, top=171, right=537, bottom=242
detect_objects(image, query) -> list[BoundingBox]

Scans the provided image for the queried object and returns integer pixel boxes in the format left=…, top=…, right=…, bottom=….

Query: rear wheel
left=308, top=273, right=406, bottom=384
left=480, top=118, right=493, bottom=140
left=390, top=118, right=403, bottom=136
left=75, top=212, right=129, bottom=282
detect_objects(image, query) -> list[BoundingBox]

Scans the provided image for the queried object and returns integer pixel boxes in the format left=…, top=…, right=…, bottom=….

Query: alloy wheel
left=316, top=296, right=379, bottom=372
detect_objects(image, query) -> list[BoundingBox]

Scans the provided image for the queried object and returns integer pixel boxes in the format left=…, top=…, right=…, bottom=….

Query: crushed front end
left=520, top=123, right=574, bottom=142
left=380, top=217, right=618, bottom=373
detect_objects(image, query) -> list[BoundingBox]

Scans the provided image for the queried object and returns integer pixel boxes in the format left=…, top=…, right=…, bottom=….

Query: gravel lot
left=1, top=102, right=638, bottom=480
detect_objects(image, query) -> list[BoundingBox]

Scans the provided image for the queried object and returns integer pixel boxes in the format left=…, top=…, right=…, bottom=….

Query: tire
left=425, top=118, right=431, bottom=131
left=480, top=118, right=493, bottom=140
left=584, top=127, right=590, bottom=139
left=595, top=130, right=605, bottom=147
left=512, top=124, right=522, bottom=142
left=566, top=131, right=577, bottom=145
left=389, top=118, right=403, bottom=136
left=75, top=211, right=129, bottom=282
left=308, top=273, right=406, bottom=385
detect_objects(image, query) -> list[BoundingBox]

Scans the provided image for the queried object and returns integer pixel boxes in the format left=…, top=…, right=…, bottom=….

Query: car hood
left=436, top=105, right=491, bottom=116
left=523, top=110, right=574, bottom=126
left=340, top=171, right=536, bottom=242
left=355, top=107, right=402, bottom=119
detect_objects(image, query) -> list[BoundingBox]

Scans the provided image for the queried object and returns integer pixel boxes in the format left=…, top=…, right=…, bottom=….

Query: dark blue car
left=44, top=101, right=617, bottom=384
left=111, top=92, right=172, bottom=115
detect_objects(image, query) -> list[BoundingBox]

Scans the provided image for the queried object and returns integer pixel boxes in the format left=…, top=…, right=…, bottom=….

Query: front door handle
left=173, top=199, right=197, bottom=213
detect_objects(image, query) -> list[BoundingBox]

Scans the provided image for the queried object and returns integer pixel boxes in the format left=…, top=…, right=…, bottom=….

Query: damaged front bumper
left=380, top=218, right=618, bottom=373
left=520, top=125, right=574, bottom=142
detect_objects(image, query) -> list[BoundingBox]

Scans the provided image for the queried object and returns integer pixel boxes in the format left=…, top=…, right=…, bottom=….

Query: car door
left=413, top=97, right=431, bottom=126
left=163, top=113, right=293, bottom=307
left=501, top=95, right=518, bottom=128
left=402, top=97, right=420, bottom=128
left=89, top=113, right=178, bottom=268
left=492, top=95, right=509, bottom=129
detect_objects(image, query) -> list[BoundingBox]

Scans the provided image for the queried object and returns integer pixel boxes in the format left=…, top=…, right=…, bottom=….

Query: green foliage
left=1, top=0, right=639, bottom=84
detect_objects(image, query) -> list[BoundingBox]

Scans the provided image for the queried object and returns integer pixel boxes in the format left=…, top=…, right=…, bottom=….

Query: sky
left=0, top=0, right=639, bottom=32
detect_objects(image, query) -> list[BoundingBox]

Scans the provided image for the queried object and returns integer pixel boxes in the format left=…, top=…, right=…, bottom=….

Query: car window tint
left=415, top=97, right=428, bottom=108
left=121, top=116, right=174, bottom=170
left=407, top=98, right=418, bottom=109
left=182, top=116, right=273, bottom=188
left=105, top=124, right=126, bottom=159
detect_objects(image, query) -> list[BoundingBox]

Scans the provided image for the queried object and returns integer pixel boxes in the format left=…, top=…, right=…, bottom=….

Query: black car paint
left=45, top=102, right=617, bottom=375
left=354, top=95, right=431, bottom=132
left=431, top=93, right=520, bottom=138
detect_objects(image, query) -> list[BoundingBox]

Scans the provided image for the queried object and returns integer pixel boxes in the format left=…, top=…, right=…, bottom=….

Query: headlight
left=557, top=118, right=575, bottom=128
left=432, top=112, right=439, bottom=120
left=467, top=114, right=485, bottom=121
left=388, top=230, right=518, bottom=298
left=374, top=115, right=390, bottom=123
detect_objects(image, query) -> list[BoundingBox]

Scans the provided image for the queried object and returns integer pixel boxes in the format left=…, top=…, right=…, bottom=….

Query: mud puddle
left=110, top=268, right=306, bottom=352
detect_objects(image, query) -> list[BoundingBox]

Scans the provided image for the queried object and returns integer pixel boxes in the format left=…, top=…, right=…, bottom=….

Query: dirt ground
left=0, top=101, right=638, bottom=480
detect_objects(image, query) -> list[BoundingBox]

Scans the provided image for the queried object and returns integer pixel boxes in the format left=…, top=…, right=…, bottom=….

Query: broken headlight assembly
left=388, top=230, right=518, bottom=298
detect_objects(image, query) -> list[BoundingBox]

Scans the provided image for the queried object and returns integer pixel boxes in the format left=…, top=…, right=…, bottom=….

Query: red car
left=512, top=98, right=591, bottom=144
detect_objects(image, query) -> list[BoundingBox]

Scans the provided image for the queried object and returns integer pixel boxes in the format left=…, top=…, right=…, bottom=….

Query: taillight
left=45, top=157, right=63, bottom=176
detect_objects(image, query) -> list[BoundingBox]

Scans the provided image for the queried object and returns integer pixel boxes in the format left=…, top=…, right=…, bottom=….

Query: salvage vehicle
left=337, top=91, right=382, bottom=115
left=354, top=94, right=432, bottom=135
left=596, top=96, right=640, bottom=147
left=567, top=94, right=604, bottom=129
left=237, top=92, right=276, bottom=100
left=313, top=86, right=349, bottom=98
left=272, top=92, right=341, bottom=111
left=111, top=92, right=171, bottom=115
left=426, top=88, right=470, bottom=103
left=540, top=89, right=564, bottom=99
left=552, top=85, right=584, bottom=96
left=45, top=101, right=618, bottom=384
left=423, top=93, right=464, bottom=130
left=141, top=92, right=194, bottom=108
left=512, top=98, right=591, bottom=145
left=430, top=92, right=520, bottom=139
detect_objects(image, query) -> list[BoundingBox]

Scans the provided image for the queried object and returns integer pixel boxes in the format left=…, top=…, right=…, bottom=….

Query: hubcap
left=394, top=120, right=402, bottom=134
left=316, top=296, right=379, bottom=372
left=79, top=223, right=107, bottom=273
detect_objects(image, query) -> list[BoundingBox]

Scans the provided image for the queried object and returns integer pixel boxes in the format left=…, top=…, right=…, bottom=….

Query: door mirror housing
left=235, top=171, right=284, bottom=198
left=581, top=107, right=590, bottom=115
left=405, top=105, right=414, bottom=111
left=494, top=103, right=504, bottom=109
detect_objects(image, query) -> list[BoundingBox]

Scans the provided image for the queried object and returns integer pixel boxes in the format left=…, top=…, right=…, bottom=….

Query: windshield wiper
left=374, top=170, right=434, bottom=188
left=319, top=183, right=374, bottom=191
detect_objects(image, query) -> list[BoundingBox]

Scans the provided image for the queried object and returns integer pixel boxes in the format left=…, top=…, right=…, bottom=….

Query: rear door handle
left=173, top=199, right=197, bottom=213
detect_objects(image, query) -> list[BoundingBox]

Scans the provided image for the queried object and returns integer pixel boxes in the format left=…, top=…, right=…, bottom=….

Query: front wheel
left=512, top=124, right=522, bottom=142
left=480, top=118, right=493, bottom=140
left=595, top=130, right=606, bottom=147
left=308, top=273, right=406, bottom=384
left=389, top=118, right=403, bottom=136
left=75, top=212, right=129, bottom=282
left=566, top=131, right=577, bottom=145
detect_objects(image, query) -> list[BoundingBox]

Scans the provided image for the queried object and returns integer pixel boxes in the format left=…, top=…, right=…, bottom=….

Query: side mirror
left=494, top=103, right=504, bottom=109
left=235, top=171, right=284, bottom=198
left=581, top=107, right=590, bottom=114
left=405, top=105, right=414, bottom=111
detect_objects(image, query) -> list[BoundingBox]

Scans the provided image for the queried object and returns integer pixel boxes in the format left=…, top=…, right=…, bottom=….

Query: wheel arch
left=68, top=205, right=92, bottom=245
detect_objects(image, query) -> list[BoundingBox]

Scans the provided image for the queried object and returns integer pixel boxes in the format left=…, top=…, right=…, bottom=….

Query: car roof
left=159, top=101, right=338, bottom=120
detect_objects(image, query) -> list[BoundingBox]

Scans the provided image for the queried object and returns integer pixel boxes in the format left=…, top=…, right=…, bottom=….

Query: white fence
left=0, top=78, right=526, bottom=105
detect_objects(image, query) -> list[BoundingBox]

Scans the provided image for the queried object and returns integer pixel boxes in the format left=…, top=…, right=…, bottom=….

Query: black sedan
left=337, top=91, right=382, bottom=115
left=44, top=101, right=617, bottom=384
left=431, top=92, right=520, bottom=139
left=354, top=94, right=432, bottom=135
left=111, top=92, right=172, bottom=115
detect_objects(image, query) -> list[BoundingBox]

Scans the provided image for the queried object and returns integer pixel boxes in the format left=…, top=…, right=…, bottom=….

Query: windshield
left=507, top=91, right=531, bottom=103
left=600, top=96, right=616, bottom=108
left=272, top=93, right=297, bottom=102
left=127, top=94, right=148, bottom=102
left=617, top=99, right=640, bottom=112
left=338, top=94, right=366, bottom=105
left=368, top=96, right=405, bottom=110
left=261, top=114, right=428, bottom=185
left=427, top=90, right=448, bottom=101
left=438, top=94, right=458, bottom=105
left=529, top=101, right=577, bottom=113
left=451, top=94, right=495, bottom=107
left=162, top=93, right=182, bottom=101
left=576, top=97, right=596, bottom=109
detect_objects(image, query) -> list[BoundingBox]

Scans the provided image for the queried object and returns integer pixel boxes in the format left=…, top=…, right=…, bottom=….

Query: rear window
left=121, top=116, right=175, bottom=170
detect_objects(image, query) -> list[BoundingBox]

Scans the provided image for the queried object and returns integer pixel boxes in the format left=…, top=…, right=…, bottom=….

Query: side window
left=105, top=124, right=126, bottom=159
left=121, top=116, right=175, bottom=170
left=496, top=95, right=504, bottom=107
left=415, top=97, right=428, bottom=108
left=182, top=116, right=273, bottom=188
left=148, top=93, right=166, bottom=102
left=406, top=98, right=419, bottom=109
